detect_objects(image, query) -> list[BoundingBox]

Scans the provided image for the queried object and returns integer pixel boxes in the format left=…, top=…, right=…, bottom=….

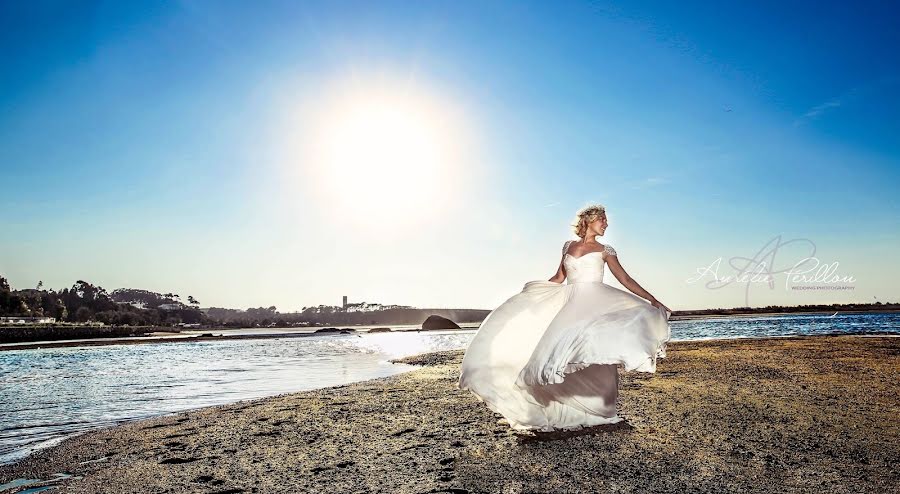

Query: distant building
left=343, top=302, right=412, bottom=313
left=158, top=303, right=183, bottom=311
left=0, top=316, right=56, bottom=324
left=340, top=295, right=413, bottom=313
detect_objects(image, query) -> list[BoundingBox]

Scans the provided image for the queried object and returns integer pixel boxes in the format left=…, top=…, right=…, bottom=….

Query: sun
left=295, top=79, right=473, bottom=233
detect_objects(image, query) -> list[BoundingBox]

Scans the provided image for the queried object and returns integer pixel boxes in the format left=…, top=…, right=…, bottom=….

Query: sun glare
left=296, top=80, right=473, bottom=232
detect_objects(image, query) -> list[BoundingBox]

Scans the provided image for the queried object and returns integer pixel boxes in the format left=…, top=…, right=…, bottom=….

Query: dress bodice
left=562, top=240, right=617, bottom=284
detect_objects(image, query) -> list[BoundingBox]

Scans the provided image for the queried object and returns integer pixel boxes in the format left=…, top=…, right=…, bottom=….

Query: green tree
left=75, top=306, right=93, bottom=323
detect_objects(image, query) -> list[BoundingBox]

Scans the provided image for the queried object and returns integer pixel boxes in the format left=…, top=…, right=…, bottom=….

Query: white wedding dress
left=458, top=240, right=671, bottom=432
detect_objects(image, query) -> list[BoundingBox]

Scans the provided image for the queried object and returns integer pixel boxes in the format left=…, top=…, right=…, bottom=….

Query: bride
left=458, top=203, right=672, bottom=432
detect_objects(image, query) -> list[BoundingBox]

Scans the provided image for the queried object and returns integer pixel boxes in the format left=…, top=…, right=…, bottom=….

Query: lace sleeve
left=562, top=240, right=573, bottom=257
left=603, top=244, right=617, bottom=257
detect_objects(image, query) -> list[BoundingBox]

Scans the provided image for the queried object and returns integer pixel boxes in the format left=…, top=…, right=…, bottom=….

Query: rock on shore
left=421, top=315, right=461, bottom=330
left=1, top=335, right=897, bottom=493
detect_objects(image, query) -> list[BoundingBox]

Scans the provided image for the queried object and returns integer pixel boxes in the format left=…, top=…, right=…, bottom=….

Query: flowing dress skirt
left=458, top=280, right=670, bottom=431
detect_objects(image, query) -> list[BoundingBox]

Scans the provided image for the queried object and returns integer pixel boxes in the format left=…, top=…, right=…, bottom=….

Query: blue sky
left=2, top=1, right=898, bottom=311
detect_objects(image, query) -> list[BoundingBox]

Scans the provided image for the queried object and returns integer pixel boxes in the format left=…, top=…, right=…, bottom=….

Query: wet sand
left=1, top=335, right=897, bottom=493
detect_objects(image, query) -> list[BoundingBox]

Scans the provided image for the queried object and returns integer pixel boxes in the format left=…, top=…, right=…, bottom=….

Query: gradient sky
left=2, top=1, right=898, bottom=312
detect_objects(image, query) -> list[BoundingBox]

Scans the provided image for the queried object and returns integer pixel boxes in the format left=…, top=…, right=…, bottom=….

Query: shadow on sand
left=514, top=418, right=634, bottom=443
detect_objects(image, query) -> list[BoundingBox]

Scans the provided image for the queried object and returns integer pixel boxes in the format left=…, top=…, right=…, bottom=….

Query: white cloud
left=802, top=98, right=842, bottom=119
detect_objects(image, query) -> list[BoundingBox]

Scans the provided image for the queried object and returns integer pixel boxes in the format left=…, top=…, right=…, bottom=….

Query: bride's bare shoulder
left=564, top=239, right=611, bottom=256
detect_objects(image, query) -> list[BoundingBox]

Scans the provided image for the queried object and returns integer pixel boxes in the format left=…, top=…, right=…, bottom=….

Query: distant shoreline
left=669, top=308, right=900, bottom=320
left=0, top=325, right=481, bottom=352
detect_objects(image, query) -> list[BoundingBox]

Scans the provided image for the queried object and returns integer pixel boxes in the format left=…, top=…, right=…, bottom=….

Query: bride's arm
left=606, top=255, right=661, bottom=304
left=548, top=258, right=566, bottom=283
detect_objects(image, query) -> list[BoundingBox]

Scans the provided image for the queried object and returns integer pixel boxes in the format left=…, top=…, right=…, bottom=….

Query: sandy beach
left=1, top=335, right=897, bottom=493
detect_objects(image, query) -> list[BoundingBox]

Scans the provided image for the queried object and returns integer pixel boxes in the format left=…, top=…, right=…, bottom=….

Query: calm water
left=1, top=312, right=897, bottom=464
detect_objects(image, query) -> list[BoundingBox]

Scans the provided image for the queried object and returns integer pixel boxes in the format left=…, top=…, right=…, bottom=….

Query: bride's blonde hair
left=572, top=203, right=606, bottom=238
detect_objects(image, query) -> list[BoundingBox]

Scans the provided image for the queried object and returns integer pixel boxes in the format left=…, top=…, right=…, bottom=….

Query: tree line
left=0, top=276, right=490, bottom=328
left=0, top=276, right=205, bottom=326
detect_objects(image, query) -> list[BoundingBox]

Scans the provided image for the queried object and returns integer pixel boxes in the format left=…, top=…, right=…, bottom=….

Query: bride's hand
left=650, top=298, right=671, bottom=314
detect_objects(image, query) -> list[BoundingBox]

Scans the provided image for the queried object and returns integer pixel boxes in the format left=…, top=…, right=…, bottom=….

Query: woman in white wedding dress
left=458, top=204, right=672, bottom=432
